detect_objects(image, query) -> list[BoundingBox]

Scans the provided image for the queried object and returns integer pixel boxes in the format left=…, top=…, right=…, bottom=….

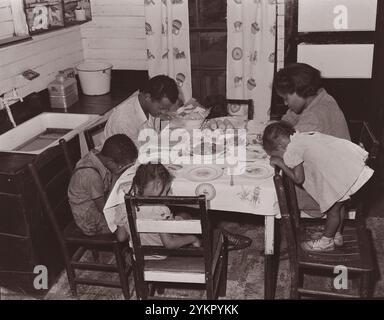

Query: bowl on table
left=202, top=117, right=247, bottom=131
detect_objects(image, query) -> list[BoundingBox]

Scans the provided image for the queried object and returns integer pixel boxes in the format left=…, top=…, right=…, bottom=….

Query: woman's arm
left=270, top=156, right=305, bottom=185
left=159, top=233, right=201, bottom=249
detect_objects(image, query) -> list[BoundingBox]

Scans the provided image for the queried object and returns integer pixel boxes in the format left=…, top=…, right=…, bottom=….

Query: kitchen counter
left=49, top=89, right=132, bottom=115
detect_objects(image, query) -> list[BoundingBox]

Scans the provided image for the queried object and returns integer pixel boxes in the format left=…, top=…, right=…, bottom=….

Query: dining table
left=103, top=118, right=281, bottom=299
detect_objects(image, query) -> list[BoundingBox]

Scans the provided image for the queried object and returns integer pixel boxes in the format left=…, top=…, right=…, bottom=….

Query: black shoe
left=222, top=229, right=252, bottom=251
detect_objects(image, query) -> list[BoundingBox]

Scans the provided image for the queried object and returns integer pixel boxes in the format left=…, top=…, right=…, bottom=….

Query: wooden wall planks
left=80, top=0, right=147, bottom=70
left=0, top=0, right=147, bottom=99
left=0, top=27, right=83, bottom=98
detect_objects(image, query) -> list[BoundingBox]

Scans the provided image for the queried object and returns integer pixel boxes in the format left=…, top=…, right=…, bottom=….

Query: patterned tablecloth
left=103, top=120, right=279, bottom=232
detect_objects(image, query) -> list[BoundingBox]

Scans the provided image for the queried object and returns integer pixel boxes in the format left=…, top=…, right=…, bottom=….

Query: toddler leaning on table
left=115, top=163, right=202, bottom=250
left=262, top=121, right=374, bottom=253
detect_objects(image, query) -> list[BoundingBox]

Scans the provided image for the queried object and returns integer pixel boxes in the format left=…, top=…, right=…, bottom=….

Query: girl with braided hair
left=115, top=163, right=201, bottom=251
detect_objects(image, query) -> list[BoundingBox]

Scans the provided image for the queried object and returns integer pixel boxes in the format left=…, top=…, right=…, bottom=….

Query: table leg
left=264, top=215, right=276, bottom=299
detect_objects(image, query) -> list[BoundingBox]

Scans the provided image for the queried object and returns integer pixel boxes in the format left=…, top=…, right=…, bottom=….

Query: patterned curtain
left=226, top=0, right=277, bottom=122
left=144, top=0, right=192, bottom=101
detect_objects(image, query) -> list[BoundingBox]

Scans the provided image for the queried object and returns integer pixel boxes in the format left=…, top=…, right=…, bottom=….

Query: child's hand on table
left=269, top=156, right=284, bottom=169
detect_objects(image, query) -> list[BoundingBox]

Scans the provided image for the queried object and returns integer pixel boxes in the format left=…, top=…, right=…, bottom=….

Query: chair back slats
left=60, top=138, right=75, bottom=173
left=28, top=160, right=70, bottom=263
left=211, top=233, right=224, bottom=275
left=282, top=173, right=301, bottom=229
left=360, top=121, right=380, bottom=168
left=133, top=195, right=205, bottom=206
left=136, top=219, right=202, bottom=234
left=273, top=171, right=299, bottom=273
left=84, top=120, right=107, bottom=151
left=28, top=139, right=80, bottom=258
left=226, top=99, right=254, bottom=120
left=125, top=194, right=227, bottom=299
left=125, top=196, right=145, bottom=275
left=141, top=246, right=204, bottom=257
left=350, top=121, right=379, bottom=222
left=349, top=120, right=380, bottom=169
left=30, top=143, right=76, bottom=230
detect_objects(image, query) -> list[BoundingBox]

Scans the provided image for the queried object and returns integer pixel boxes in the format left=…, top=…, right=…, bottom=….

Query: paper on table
left=105, top=164, right=137, bottom=211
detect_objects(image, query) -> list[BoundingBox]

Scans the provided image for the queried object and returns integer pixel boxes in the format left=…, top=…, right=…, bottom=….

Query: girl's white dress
left=283, top=132, right=374, bottom=213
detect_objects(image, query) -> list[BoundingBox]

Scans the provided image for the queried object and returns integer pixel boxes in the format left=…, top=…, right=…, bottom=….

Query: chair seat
left=142, top=231, right=225, bottom=284
left=146, top=256, right=205, bottom=273
left=64, top=221, right=119, bottom=245
left=298, top=223, right=374, bottom=272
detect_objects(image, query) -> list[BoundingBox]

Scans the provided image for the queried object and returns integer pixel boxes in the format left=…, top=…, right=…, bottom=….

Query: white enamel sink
left=0, top=112, right=98, bottom=154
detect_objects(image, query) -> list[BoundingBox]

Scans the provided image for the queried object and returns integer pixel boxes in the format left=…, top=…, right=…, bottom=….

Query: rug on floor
left=1, top=217, right=383, bottom=300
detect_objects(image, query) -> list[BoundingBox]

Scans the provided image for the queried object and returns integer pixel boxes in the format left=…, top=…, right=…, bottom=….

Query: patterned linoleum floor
left=1, top=217, right=383, bottom=300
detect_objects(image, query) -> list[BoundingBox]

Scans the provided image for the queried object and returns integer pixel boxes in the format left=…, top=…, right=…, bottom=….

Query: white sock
left=321, top=236, right=333, bottom=243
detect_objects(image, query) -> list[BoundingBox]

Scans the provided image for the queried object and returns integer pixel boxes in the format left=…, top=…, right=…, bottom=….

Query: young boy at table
left=68, top=134, right=138, bottom=236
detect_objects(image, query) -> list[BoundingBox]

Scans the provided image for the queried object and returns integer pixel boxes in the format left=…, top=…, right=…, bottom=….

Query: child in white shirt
left=262, top=121, right=374, bottom=252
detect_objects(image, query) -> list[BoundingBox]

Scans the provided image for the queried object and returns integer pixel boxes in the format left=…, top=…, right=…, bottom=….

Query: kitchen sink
left=0, top=112, right=98, bottom=154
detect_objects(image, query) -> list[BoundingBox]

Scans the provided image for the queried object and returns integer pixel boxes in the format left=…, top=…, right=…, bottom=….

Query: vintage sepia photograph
left=0, top=0, right=383, bottom=305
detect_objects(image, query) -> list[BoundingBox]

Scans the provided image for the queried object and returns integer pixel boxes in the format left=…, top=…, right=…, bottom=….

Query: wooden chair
left=226, top=99, right=254, bottom=120
left=84, top=120, right=107, bottom=151
left=346, top=121, right=380, bottom=224
left=124, top=195, right=228, bottom=300
left=354, top=121, right=380, bottom=171
left=274, top=169, right=375, bottom=299
left=28, top=138, right=132, bottom=299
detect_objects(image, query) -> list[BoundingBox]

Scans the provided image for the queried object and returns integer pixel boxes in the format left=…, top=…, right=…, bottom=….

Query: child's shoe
left=310, top=231, right=343, bottom=246
left=301, top=236, right=335, bottom=252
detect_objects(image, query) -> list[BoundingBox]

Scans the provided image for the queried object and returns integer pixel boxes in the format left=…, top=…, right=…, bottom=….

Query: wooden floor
left=1, top=217, right=384, bottom=300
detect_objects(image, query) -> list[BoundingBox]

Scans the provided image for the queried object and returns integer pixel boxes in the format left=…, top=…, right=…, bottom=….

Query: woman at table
left=276, top=63, right=350, bottom=140
left=274, top=63, right=351, bottom=217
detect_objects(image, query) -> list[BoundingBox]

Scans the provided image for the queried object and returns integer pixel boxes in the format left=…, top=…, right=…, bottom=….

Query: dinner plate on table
left=183, top=165, right=223, bottom=182
left=165, top=164, right=184, bottom=175
left=243, top=163, right=273, bottom=179
left=246, top=133, right=263, bottom=146
left=192, top=142, right=225, bottom=156
left=246, top=145, right=267, bottom=160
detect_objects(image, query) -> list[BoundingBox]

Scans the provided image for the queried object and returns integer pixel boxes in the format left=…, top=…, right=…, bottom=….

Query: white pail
left=76, top=61, right=112, bottom=95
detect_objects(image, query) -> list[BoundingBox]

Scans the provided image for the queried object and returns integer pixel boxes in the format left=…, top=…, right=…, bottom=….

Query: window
left=0, top=0, right=92, bottom=46
left=24, top=0, right=92, bottom=35
left=0, top=0, right=30, bottom=46
left=189, top=0, right=227, bottom=102
left=272, top=0, right=379, bottom=120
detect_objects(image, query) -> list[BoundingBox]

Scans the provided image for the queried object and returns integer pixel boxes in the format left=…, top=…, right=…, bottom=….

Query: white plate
left=192, top=142, right=225, bottom=156
left=243, top=163, right=273, bottom=179
left=246, top=145, right=267, bottom=160
left=183, top=165, right=223, bottom=182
